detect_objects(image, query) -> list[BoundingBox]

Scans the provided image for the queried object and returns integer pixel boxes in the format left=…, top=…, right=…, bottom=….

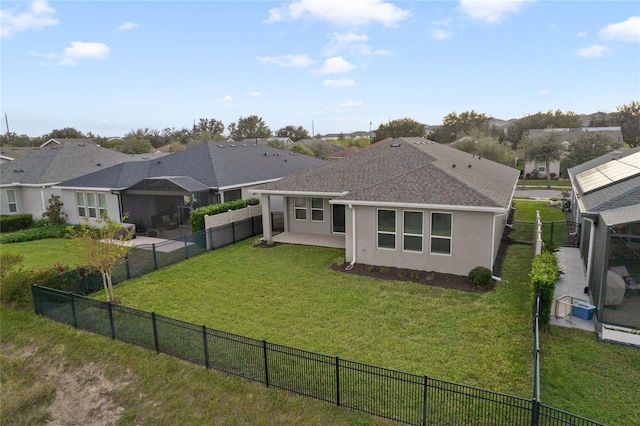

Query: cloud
left=322, top=31, right=391, bottom=56
left=599, top=16, right=640, bottom=43
left=318, top=56, right=355, bottom=74
left=432, top=17, right=453, bottom=27
left=266, top=0, right=409, bottom=27
left=340, top=98, right=364, bottom=107
left=248, top=91, right=262, bottom=97
left=28, top=50, right=57, bottom=59
left=257, top=54, right=314, bottom=67
left=0, top=0, right=58, bottom=38
left=118, top=21, right=138, bottom=31
left=60, top=41, right=111, bottom=65
left=214, top=95, right=233, bottom=103
left=577, top=31, right=587, bottom=38
left=539, top=89, right=550, bottom=96
left=457, top=0, right=532, bottom=24
left=322, top=77, right=355, bottom=87
left=575, top=44, right=607, bottom=58
left=432, top=29, right=451, bottom=40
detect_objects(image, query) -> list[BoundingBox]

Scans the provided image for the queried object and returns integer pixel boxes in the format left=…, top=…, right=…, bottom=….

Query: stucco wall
left=60, top=189, right=120, bottom=225
left=0, top=186, right=63, bottom=218
left=286, top=197, right=332, bottom=235
left=349, top=206, right=496, bottom=276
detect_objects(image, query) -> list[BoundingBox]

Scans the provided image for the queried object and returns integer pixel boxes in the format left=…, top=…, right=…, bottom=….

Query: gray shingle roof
left=0, top=140, right=136, bottom=185
left=257, top=137, right=519, bottom=209
left=57, top=142, right=326, bottom=190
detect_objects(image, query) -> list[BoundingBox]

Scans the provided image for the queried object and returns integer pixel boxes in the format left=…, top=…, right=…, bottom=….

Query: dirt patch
left=330, top=263, right=489, bottom=293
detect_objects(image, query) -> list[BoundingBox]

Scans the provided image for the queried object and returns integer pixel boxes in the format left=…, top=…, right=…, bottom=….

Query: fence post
left=152, top=312, right=160, bottom=353
left=263, top=340, right=269, bottom=387
left=31, top=285, right=40, bottom=315
left=184, top=239, right=189, bottom=260
left=202, top=325, right=210, bottom=369
left=232, top=222, right=236, bottom=244
left=550, top=221, right=555, bottom=242
left=422, top=375, right=429, bottom=426
left=125, top=256, right=131, bottom=279
left=70, top=293, right=78, bottom=329
left=152, top=244, right=158, bottom=270
left=208, top=227, right=214, bottom=250
left=108, top=302, right=115, bottom=340
left=335, top=357, right=341, bottom=407
left=531, top=399, right=540, bottom=426
left=251, top=214, right=255, bottom=236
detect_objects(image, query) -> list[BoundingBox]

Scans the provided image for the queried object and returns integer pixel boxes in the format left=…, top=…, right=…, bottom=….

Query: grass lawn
left=0, top=238, right=83, bottom=271
left=510, top=200, right=568, bottom=244
left=517, top=180, right=572, bottom=188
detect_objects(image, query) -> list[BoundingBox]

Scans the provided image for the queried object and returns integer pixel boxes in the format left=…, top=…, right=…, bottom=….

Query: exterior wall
left=241, top=187, right=283, bottom=212
left=493, top=212, right=509, bottom=267
left=1, top=187, right=21, bottom=215
left=524, top=160, right=561, bottom=178
left=60, top=189, right=121, bottom=225
left=285, top=196, right=332, bottom=235
left=352, top=206, right=495, bottom=276
left=0, top=186, right=63, bottom=218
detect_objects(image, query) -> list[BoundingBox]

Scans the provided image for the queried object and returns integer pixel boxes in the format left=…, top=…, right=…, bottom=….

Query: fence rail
left=31, top=285, right=604, bottom=426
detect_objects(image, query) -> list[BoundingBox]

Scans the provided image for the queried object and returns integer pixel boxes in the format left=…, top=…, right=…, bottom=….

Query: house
left=524, top=127, right=624, bottom=178
left=239, top=137, right=293, bottom=147
left=567, top=147, right=640, bottom=340
left=254, top=137, right=520, bottom=276
left=54, top=142, right=325, bottom=234
left=0, top=139, right=145, bottom=218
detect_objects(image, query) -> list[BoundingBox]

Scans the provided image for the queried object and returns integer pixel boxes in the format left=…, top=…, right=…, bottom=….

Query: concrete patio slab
left=272, top=232, right=345, bottom=249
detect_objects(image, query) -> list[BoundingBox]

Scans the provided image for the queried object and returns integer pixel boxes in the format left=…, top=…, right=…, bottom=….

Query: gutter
left=331, top=199, right=509, bottom=214
left=346, top=204, right=356, bottom=270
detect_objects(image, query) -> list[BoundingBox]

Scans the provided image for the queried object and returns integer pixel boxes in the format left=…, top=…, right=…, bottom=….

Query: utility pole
left=312, top=120, right=314, bottom=138
left=4, top=112, right=9, bottom=135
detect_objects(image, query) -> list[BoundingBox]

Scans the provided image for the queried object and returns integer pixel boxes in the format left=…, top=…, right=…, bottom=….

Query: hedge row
left=0, top=224, right=76, bottom=244
left=190, top=198, right=260, bottom=232
left=0, top=214, right=33, bottom=233
left=530, top=251, right=561, bottom=332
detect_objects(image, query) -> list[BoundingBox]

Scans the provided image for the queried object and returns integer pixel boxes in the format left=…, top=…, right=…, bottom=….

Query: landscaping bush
left=0, top=262, right=74, bottom=307
left=0, top=214, right=33, bottom=233
left=190, top=198, right=260, bottom=232
left=0, top=225, right=76, bottom=244
left=530, top=251, right=561, bottom=332
left=468, top=266, right=493, bottom=290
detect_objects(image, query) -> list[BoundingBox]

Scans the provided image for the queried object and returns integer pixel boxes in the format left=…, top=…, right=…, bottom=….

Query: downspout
left=41, top=186, right=46, bottom=213
left=584, top=217, right=597, bottom=289
left=345, top=204, right=356, bottom=270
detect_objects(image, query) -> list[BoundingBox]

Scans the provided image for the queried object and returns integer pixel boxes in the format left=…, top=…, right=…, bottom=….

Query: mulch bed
left=330, top=263, right=489, bottom=293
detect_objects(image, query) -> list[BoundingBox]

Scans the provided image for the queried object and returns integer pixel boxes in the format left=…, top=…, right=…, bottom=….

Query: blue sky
left=1, top=0, right=639, bottom=138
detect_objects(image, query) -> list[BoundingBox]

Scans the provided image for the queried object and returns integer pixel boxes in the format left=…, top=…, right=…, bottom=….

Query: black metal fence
left=509, top=220, right=578, bottom=247
left=32, top=285, right=604, bottom=426
left=35, top=212, right=285, bottom=296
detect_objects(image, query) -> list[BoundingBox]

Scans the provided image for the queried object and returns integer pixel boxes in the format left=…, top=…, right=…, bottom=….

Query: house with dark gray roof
left=567, top=147, right=640, bottom=342
left=254, top=137, right=520, bottom=276
left=54, top=142, right=325, bottom=234
left=0, top=139, right=147, bottom=218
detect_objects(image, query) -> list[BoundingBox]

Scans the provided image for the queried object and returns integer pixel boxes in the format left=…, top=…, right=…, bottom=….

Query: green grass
left=517, top=180, right=572, bottom=187
left=0, top=238, right=83, bottom=271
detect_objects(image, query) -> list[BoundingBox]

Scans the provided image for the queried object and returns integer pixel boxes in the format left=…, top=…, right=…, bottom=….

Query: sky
left=1, top=0, right=639, bottom=138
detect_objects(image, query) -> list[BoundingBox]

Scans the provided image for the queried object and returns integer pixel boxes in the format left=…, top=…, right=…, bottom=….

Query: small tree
left=521, top=130, right=565, bottom=188
left=67, top=214, right=133, bottom=303
left=42, top=195, right=66, bottom=225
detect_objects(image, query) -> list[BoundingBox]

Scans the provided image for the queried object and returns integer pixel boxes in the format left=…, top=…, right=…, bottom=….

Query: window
left=294, top=197, right=307, bottom=220
left=311, top=198, right=324, bottom=221
left=6, top=189, right=17, bottom=213
left=403, top=211, right=423, bottom=252
left=377, top=209, right=396, bottom=249
left=430, top=212, right=452, bottom=255
left=86, top=192, right=97, bottom=218
left=97, top=193, right=108, bottom=217
left=76, top=192, right=86, bottom=217
left=332, top=204, right=345, bottom=233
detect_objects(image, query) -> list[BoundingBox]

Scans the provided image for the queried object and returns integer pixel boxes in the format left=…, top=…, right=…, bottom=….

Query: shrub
left=0, top=224, right=76, bottom=244
left=41, top=195, right=66, bottom=225
left=468, top=266, right=493, bottom=290
left=0, top=214, right=33, bottom=232
left=190, top=198, right=260, bottom=232
left=530, top=251, right=561, bottom=332
left=1, top=264, right=73, bottom=307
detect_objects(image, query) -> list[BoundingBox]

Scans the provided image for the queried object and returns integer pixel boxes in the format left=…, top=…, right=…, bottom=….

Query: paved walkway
left=550, top=247, right=596, bottom=332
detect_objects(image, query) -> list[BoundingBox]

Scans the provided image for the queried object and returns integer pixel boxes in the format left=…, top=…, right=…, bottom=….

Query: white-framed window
left=97, top=193, right=108, bottom=218
left=311, top=198, right=324, bottom=222
left=76, top=192, right=86, bottom=217
left=430, top=212, right=452, bottom=255
left=294, top=197, right=307, bottom=220
left=86, top=192, right=97, bottom=218
left=403, top=211, right=423, bottom=252
left=377, top=209, right=396, bottom=250
left=6, top=189, right=17, bottom=213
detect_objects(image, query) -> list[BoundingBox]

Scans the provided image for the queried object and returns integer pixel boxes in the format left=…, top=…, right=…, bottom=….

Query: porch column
left=261, top=194, right=272, bottom=241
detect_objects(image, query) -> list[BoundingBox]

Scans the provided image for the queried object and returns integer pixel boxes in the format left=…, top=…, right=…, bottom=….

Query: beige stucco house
left=254, top=137, right=520, bottom=276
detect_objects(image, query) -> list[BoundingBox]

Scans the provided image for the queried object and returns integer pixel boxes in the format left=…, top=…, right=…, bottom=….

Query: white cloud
left=323, top=31, right=390, bottom=56
left=432, top=29, right=451, bottom=40
left=118, top=21, right=138, bottom=31
left=322, top=77, right=355, bottom=87
left=248, top=91, right=262, bottom=97
left=575, top=44, right=607, bottom=59
left=214, top=95, right=233, bottom=103
left=28, top=50, right=57, bottom=59
left=60, top=41, right=111, bottom=66
left=457, top=0, right=532, bottom=24
left=432, top=17, right=453, bottom=27
left=257, top=54, right=314, bottom=67
left=266, top=0, right=409, bottom=27
left=577, top=31, right=587, bottom=38
left=599, top=16, right=640, bottom=43
left=539, top=89, right=550, bottom=96
left=0, top=0, right=58, bottom=38
left=318, top=56, right=355, bottom=74
left=340, top=98, right=364, bottom=107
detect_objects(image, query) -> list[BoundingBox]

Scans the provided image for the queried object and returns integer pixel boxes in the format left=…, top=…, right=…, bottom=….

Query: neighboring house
left=240, top=137, right=293, bottom=147
left=524, top=127, right=624, bottom=178
left=254, top=137, right=520, bottom=276
left=331, top=146, right=360, bottom=159
left=0, top=139, right=143, bottom=218
left=54, top=142, right=325, bottom=232
left=567, top=147, right=640, bottom=340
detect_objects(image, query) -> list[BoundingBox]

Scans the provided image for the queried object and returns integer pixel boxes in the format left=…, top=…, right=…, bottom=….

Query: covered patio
left=272, top=232, right=345, bottom=249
